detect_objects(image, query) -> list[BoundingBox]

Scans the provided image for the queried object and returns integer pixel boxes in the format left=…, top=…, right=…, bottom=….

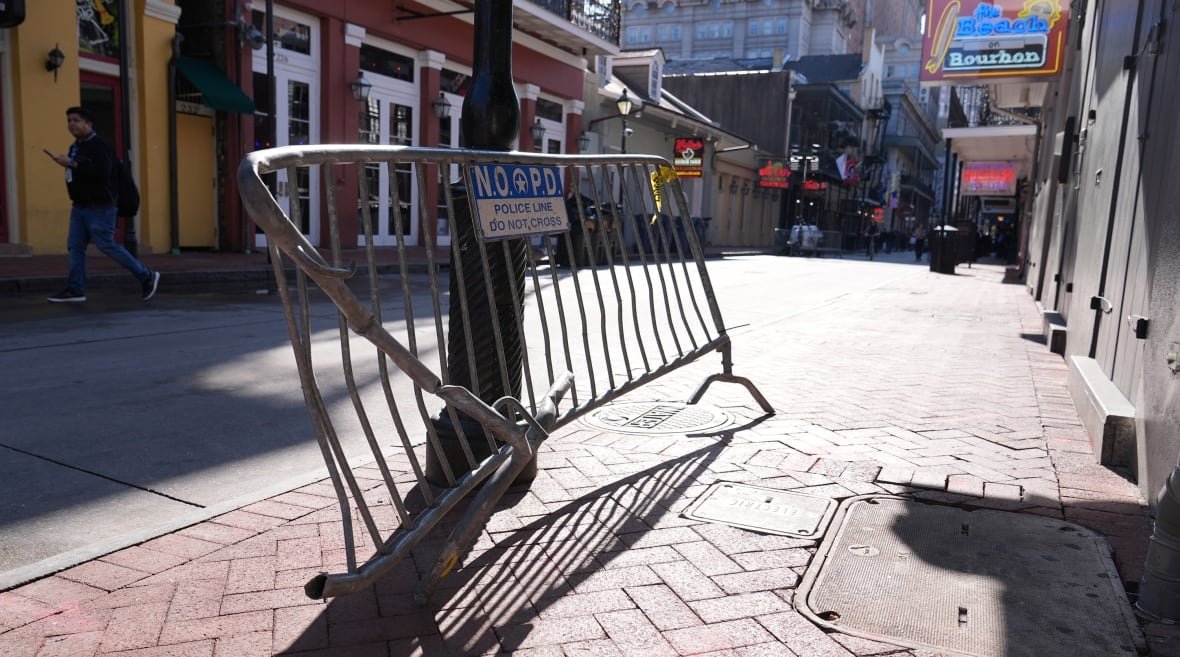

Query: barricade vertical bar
left=296, top=254, right=385, bottom=556
left=268, top=243, right=360, bottom=572
left=585, top=166, right=619, bottom=389
left=437, top=176, right=481, bottom=478
left=620, top=168, right=669, bottom=366
left=527, top=240, right=557, bottom=390
left=542, top=218, right=582, bottom=408
left=601, top=179, right=652, bottom=374
left=641, top=162, right=699, bottom=352
left=500, top=238, right=538, bottom=416
left=560, top=184, right=601, bottom=401
left=325, top=164, right=412, bottom=526
left=664, top=172, right=713, bottom=341
left=668, top=166, right=727, bottom=338
left=361, top=163, right=434, bottom=505
left=631, top=163, right=684, bottom=359
left=588, top=168, right=635, bottom=383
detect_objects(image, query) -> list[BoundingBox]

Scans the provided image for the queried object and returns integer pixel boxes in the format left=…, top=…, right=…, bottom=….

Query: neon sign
left=757, top=160, right=791, bottom=189
left=921, top=0, right=1069, bottom=83
left=673, top=137, right=704, bottom=178
left=960, top=161, right=1016, bottom=196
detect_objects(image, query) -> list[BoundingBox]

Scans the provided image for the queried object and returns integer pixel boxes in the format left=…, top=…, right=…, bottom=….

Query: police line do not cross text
left=470, top=163, right=570, bottom=241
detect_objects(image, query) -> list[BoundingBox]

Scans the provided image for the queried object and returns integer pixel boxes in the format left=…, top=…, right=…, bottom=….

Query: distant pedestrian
left=46, top=106, right=158, bottom=303
left=912, top=225, right=927, bottom=261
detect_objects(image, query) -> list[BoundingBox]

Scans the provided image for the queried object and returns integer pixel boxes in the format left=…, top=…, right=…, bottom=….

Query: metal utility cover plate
left=580, top=401, right=733, bottom=435
left=682, top=481, right=837, bottom=538
left=796, top=495, right=1144, bottom=657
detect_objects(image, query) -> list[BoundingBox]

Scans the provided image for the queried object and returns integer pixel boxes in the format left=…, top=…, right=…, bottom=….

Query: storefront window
left=360, top=45, right=414, bottom=83
left=77, top=0, right=121, bottom=59
left=252, top=10, right=311, bottom=55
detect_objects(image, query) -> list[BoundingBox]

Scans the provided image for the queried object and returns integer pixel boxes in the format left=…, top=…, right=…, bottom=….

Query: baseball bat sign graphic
left=926, top=0, right=960, bottom=74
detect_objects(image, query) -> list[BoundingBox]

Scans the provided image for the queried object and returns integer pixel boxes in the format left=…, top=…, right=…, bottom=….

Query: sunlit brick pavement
left=2, top=259, right=1172, bottom=657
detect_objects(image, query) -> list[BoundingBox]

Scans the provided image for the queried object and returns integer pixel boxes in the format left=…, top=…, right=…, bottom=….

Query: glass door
left=435, top=90, right=462, bottom=247
left=252, top=7, right=319, bottom=248
left=358, top=84, right=418, bottom=246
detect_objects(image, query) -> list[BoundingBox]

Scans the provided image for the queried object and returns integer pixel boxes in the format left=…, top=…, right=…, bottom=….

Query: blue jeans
left=67, top=205, right=150, bottom=293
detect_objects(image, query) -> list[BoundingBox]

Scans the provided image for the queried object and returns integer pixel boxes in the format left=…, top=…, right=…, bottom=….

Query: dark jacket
left=66, top=132, right=117, bottom=209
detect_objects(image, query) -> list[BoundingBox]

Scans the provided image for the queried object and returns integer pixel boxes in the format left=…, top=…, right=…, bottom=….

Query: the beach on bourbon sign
left=469, top=163, right=570, bottom=241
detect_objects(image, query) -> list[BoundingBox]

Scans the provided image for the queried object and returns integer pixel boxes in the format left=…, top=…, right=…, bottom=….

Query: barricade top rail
left=242, top=144, right=677, bottom=173
left=237, top=144, right=770, bottom=601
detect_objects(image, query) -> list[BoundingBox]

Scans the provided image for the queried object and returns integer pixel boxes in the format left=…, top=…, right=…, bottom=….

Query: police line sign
left=469, top=163, right=570, bottom=241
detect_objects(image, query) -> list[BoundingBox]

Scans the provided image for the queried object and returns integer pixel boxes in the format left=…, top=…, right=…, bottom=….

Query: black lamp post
left=583, top=89, right=639, bottom=154
left=426, top=0, right=531, bottom=484
left=616, top=89, right=633, bottom=153
left=790, top=143, right=820, bottom=226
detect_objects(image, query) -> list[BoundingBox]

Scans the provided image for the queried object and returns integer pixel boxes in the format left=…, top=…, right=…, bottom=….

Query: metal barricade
left=237, top=145, right=771, bottom=602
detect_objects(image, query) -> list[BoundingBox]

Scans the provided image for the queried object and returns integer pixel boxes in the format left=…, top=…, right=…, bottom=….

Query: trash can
left=694, top=216, right=711, bottom=249
left=928, top=225, right=958, bottom=275
left=774, top=227, right=790, bottom=254
left=638, top=214, right=690, bottom=255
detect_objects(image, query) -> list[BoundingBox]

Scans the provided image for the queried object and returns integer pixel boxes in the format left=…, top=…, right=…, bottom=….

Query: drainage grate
left=796, top=496, right=1144, bottom=657
left=580, top=401, right=733, bottom=435
left=682, top=481, right=837, bottom=538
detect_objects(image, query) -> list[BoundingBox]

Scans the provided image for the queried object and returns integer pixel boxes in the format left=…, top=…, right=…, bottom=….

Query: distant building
left=622, top=0, right=859, bottom=61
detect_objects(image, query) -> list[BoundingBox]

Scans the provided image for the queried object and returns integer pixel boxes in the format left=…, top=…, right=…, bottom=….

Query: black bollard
left=425, top=0, right=536, bottom=485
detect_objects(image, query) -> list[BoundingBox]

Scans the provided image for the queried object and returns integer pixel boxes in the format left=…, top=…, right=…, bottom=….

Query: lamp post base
left=424, top=412, right=538, bottom=487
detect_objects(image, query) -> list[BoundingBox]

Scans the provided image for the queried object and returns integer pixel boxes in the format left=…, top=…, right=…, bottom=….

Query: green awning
left=176, top=57, right=255, bottom=114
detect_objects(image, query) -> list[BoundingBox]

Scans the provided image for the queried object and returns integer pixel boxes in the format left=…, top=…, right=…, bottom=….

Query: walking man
left=46, top=107, right=158, bottom=303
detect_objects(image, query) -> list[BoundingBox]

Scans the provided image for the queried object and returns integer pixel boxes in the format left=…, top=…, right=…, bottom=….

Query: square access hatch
left=682, top=481, right=837, bottom=539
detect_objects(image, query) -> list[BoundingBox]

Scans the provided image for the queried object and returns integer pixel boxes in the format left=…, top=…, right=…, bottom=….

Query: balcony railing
left=900, top=174, right=935, bottom=201
left=526, top=0, right=620, bottom=46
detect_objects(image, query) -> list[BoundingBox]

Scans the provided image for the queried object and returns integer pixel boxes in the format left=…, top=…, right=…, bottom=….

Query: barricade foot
left=687, top=373, right=775, bottom=415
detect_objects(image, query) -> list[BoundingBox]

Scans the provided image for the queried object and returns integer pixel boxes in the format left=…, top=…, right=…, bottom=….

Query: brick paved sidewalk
left=1, top=262, right=1171, bottom=657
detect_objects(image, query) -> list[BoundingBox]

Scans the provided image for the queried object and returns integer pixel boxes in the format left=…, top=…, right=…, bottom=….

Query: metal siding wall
left=1137, top=0, right=1180, bottom=499
left=1090, top=2, right=1149, bottom=388
left=1061, top=0, right=1132, bottom=360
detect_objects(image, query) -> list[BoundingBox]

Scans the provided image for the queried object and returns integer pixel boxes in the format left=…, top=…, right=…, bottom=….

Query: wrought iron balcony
left=516, top=0, right=621, bottom=56
left=900, top=174, right=936, bottom=201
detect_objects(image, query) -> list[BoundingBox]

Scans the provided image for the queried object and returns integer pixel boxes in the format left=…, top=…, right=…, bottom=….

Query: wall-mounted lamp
left=729, top=181, right=739, bottom=194
left=349, top=72, right=372, bottom=101
left=577, top=131, right=591, bottom=152
left=529, top=118, right=545, bottom=144
left=431, top=91, right=452, bottom=119
left=741, top=183, right=750, bottom=196
left=46, top=43, right=65, bottom=82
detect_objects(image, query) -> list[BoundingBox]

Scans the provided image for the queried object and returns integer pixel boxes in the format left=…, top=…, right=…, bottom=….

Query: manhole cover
left=580, top=401, right=733, bottom=435
left=796, top=496, right=1144, bottom=657
left=682, top=481, right=837, bottom=538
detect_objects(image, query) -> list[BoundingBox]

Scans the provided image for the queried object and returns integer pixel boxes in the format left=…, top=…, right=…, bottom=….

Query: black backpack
left=115, top=159, right=140, bottom=217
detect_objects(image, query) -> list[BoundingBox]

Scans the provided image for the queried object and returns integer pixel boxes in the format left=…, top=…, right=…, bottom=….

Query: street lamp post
left=616, top=89, right=633, bottom=153
left=582, top=89, right=638, bottom=154
left=426, top=0, right=531, bottom=484
left=790, top=143, right=820, bottom=226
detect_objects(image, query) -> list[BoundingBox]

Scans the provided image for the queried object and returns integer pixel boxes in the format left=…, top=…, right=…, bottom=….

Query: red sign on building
left=673, top=137, right=704, bottom=178
left=961, top=161, right=1017, bottom=195
left=757, top=159, right=791, bottom=188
